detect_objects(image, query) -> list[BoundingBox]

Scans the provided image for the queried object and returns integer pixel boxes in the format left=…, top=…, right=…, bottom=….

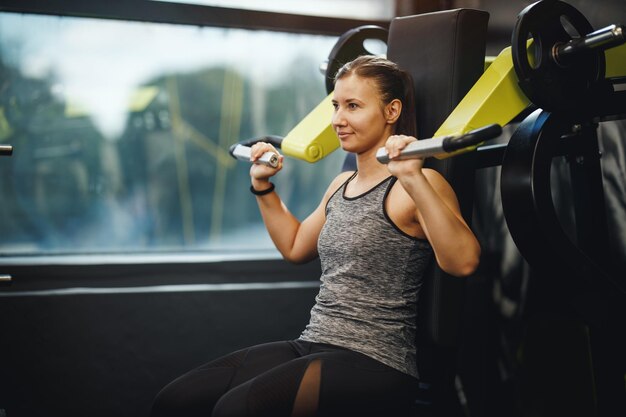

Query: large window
left=157, top=0, right=395, bottom=19
left=0, top=12, right=348, bottom=255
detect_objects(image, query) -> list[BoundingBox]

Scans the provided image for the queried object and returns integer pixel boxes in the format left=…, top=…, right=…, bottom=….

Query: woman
left=151, top=55, right=480, bottom=417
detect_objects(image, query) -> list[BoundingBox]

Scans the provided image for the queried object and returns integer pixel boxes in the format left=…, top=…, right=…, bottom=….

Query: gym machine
left=499, top=2, right=626, bottom=416
left=229, top=0, right=626, bottom=415
left=230, top=0, right=626, bottom=290
left=229, top=3, right=625, bottom=167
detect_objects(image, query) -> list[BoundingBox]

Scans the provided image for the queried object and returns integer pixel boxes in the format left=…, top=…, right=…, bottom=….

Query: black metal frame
left=0, top=0, right=389, bottom=35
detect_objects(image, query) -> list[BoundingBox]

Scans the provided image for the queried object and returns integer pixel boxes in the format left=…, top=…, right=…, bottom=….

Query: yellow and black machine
left=231, top=0, right=626, bottom=291
left=231, top=0, right=626, bottom=415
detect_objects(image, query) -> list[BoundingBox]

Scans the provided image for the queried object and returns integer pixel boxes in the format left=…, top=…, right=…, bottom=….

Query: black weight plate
left=324, top=25, right=388, bottom=94
left=511, top=0, right=605, bottom=112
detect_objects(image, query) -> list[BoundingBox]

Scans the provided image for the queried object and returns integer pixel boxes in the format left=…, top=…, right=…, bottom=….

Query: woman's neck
left=355, top=132, right=391, bottom=175
left=354, top=145, right=390, bottom=183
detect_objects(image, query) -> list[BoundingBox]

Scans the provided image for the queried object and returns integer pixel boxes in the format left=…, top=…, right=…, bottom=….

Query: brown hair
left=334, top=55, right=417, bottom=137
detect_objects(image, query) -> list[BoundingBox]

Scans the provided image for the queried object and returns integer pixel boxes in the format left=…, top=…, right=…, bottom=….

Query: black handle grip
left=442, top=124, right=502, bottom=153
left=229, top=135, right=284, bottom=156
left=0, top=145, right=12, bottom=156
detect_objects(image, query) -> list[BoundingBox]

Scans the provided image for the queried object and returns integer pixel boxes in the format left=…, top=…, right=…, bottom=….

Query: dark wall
left=0, top=259, right=321, bottom=417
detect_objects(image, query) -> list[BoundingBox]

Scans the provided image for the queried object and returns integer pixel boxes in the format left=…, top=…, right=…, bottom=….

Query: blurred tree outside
left=0, top=15, right=344, bottom=254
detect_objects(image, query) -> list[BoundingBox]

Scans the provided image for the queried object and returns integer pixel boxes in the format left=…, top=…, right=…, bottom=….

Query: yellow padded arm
left=605, top=43, right=626, bottom=79
left=280, top=93, right=339, bottom=163
left=432, top=46, right=531, bottom=158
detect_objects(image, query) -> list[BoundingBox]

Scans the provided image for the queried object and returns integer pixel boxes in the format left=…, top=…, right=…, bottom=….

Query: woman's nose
left=332, top=109, right=346, bottom=127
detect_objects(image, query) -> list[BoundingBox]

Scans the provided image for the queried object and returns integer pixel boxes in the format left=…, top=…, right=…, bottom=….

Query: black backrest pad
left=387, top=9, right=488, bottom=351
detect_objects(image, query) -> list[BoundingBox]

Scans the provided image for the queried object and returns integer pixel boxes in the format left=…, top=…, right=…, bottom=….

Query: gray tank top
left=299, top=173, right=433, bottom=378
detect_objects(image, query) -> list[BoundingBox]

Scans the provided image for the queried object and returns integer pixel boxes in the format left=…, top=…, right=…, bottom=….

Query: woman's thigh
left=150, top=340, right=302, bottom=417
left=315, top=349, right=417, bottom=416
left=212, top=345, right=417, bottom=417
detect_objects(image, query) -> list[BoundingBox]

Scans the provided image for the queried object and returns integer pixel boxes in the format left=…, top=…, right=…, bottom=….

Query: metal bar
left=0, top=145, right=12, bottom=156
left=0, top=280, right=320, bottom=297
left=231, top=145, right=279, bottom=168
left=555, top=24, right=626, bottom=66
left=0, top=0, right=389, bottom=36
left=376, top=137, right=446, bottom=164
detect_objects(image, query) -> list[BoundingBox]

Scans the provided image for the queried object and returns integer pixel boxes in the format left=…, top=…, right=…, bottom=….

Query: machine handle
left=229, top=144, right=280, bottom=168
left=0, top=145, right=12, bottom=156
left=442, top=124, right=503, bottom=152
left=229, top=135, right=283, bottom=168
left=376, top=124, right=502, bottom=164
left=232, top=135, right=283, bottom=150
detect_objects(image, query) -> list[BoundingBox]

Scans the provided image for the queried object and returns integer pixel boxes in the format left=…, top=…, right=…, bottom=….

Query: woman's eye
left=348, top=103, right=358, bottom=109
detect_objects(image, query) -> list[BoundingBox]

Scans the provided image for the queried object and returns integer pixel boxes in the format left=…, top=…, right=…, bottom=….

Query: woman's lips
left=337, top=131, right=352, bottom=140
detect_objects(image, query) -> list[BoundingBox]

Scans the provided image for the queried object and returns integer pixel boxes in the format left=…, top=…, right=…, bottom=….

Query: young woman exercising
left=150, top=55, right=480, bottom=417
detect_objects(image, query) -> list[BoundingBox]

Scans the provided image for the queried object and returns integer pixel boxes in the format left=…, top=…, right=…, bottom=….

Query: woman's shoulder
left=322, top=171, right=355, bottom=201
left=332, top=170, right=356, bottom=187
left=387, top=168, right=454, bottom=209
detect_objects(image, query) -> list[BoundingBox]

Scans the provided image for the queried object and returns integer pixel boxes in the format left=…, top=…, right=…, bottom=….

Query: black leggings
left=150, top=340, right=417, bottom=417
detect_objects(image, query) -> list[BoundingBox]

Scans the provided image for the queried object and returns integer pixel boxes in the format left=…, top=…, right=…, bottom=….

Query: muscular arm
left=386, top=136, right=481, bottom=277
left=252, top=181, right=323, bottom=264
left=249, top=142, right=351, bottom=264
left=399, top=169, right=480, bottom=276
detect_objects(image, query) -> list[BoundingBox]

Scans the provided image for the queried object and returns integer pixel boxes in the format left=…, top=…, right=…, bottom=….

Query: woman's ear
left=385, top=99, right=402, bottom=124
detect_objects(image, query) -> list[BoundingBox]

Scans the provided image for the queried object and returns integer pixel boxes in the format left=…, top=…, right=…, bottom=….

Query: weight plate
left=511, top=0, right=605, bottom=112
left=324, top=25, right=388, bottom=94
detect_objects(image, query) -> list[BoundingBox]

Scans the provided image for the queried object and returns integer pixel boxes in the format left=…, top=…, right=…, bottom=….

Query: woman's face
left=331, top=74, right=394, bottom=154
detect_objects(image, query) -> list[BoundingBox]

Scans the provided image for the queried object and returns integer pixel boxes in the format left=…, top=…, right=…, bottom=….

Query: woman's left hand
left=384, top=135, right=425, bottom=177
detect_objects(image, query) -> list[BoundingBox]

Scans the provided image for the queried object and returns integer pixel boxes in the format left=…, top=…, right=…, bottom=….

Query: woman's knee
left=211, top=383, right=250, bottom=417
left=150, top=379, right=186, bottom=417
left=150, top=367, right=236, bottom=417
left=212, top=358, right=313, bottom=417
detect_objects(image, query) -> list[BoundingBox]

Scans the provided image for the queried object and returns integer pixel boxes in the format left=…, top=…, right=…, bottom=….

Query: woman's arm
left=385, top=136, right=481, bottom=277
left=249, top=142, right=351, bottom=264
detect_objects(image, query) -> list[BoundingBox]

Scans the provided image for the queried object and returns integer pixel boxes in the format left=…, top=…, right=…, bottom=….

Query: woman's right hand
left=249, top=142, right=284, bottom=188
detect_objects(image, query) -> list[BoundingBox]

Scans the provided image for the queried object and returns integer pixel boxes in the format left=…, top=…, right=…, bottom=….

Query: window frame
left=0, top=0, right=388, bottom=35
